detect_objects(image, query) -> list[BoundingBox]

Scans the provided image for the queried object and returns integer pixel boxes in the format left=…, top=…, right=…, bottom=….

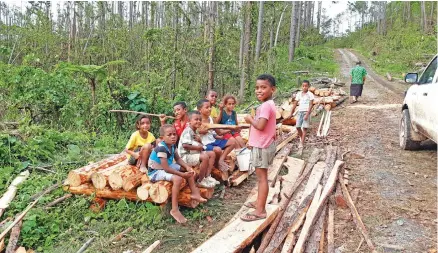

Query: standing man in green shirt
left=350, top=61, right=367, bottom=103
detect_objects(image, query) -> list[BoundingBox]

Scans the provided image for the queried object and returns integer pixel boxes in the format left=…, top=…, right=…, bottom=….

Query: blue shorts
left=206, top=139, right=228, bottom=151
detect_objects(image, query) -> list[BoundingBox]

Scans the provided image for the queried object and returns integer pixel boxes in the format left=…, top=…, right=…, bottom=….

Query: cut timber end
left=91, top=173, right=107, bottom=189
left=137, top=183, right=151, bottom=200
left=149, top=184, right=169, bottom=204
left=123, top=173, right=144, bottom=192
left=192, top=204, right=279, bottom=253
left=67, top=171, right=83, bottom=187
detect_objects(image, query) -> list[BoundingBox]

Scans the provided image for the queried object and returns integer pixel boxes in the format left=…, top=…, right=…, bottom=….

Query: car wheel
left=399, top=109, right=421, bottom=150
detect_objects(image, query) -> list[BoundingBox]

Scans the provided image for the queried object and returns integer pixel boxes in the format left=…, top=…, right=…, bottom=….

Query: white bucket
left=236, top=148, right=251, bottom=172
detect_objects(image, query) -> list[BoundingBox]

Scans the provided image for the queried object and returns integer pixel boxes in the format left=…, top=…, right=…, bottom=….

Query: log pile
left=193, top=146, right=377, bottom=253
left=64, top=154, right=213, bottom=208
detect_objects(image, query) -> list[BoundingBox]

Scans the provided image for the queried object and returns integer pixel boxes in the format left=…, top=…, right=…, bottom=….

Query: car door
left=414, top=56, right=437, bottom=139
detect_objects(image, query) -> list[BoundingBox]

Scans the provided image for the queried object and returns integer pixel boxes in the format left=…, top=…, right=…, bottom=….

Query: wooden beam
left=276, top=130, right=298, bottom=153
left=192, top=204, right=279, bottom=253
left=293, top=161, right=344, bottom=253
left=327, top=201, right=335, bottom=253
left=257, top=149, right=322, bottom=253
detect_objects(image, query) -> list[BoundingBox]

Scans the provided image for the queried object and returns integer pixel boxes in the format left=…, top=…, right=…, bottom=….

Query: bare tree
left=421, top=1, right=427, bottom=33
left=296, top=2, right=302, bottom=48
left=239, top=1, right=251, bottom=101
left=208, top=1, right=217, bottom=90
left=317, top=1, right=322, bottom=31
left=289, top=2, right=298, bottom=62
left=255, top=1, right=264, bottom=62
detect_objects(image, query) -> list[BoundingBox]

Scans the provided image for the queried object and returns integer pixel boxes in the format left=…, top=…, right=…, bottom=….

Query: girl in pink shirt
left=241, top=74, right=277, bottom=222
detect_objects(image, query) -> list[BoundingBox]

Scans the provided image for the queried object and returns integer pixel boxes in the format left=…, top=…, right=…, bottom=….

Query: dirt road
left=324, top=49, right=437, bottom=252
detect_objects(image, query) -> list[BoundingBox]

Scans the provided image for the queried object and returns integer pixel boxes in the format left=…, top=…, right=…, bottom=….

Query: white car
left=400, top=55, right=438, bottom=150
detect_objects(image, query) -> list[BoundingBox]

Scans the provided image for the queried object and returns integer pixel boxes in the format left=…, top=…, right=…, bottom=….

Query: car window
left=418, top=57, right=437, bottom=84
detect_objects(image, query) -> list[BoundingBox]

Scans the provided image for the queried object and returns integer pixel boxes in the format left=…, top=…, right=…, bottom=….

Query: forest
left=0, top=1, right=436, bottom=252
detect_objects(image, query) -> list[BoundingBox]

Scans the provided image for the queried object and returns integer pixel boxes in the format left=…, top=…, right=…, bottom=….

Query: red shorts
left=224, top=132, right=241, bottom=140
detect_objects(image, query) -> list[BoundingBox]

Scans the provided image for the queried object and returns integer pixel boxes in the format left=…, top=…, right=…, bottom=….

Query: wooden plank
left=281, top=202, right=311, bottom=253
left=306, top=146, right=338, bottom=252
left=192, top=204, right=279, bottom=253
left=268, top=144, right=293, bottom=186
left=282, top=157, right=306, bottom=183
left=293, top=161, right=344, bottom=253
left=327, top=201, right=335, bottom=253
left=257, top=149, right=323, bottom=253
left=231, top=171, right=249, bottom=186
left=300, top=162, right=326, bottom=201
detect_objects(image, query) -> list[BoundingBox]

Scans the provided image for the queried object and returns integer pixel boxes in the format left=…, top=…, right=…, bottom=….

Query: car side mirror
left=405, top=73, right=418, bottom=84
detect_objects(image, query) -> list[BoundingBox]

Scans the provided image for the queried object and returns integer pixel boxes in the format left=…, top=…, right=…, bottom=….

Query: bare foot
left=170, top=209, right=187, bottom=223
left=191, top=194, right=207, bottom=203
left=139, top=165, right=148, bottom=173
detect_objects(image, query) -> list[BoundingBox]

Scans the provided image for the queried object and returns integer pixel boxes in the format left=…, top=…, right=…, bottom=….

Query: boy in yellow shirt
left=125, top=116, right=156, bottom=172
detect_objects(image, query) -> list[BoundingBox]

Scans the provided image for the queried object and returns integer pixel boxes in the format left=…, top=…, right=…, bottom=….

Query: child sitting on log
left=159, top=101, right=189, bottom=140
left=125, top=115, right=156, bottom=173
left=178, top=110, right=220, bottom=188
left=148, top=124, right=207, bottom=223
left=215, top=95, right=246, bottom=149
left=197, top=99, right=237, bottom=172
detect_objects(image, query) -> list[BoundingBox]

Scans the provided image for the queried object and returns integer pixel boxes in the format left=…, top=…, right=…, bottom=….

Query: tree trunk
left=172, top=2, right=179, bottom=98
left=5, top=220, right=22, bottom=253
left=288, top=2, right=298, bottom=62
left=255, top=1, right=264, bottom=62
left=208, top=1, right=216, bottom=91
left=303, top=1, right=308, bottom=29
left=317, top=1, right=322, bottom=31
left=296, top=2, right=302, bottom=48
left=274, top=5, right=288, bottom=47
left=421, top=1, right=427, bottom=33
left=67, top=154, right=127, bottom=187
left=118, top=1, right=123, bottom=20
left=239, top=1, right=251, bottom=102
left=239, top=17, right=244, bottom=69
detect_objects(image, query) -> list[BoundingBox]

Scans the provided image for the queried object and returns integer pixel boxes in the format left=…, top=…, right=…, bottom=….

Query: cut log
left=107, top=164, right=140, bottom=190
left=211, top=168, right=229, bottom=183
left=149, top=183, right=170, bottom=204
left=91, top=161, right=129, bottom=189
left=257, top=149, right=322, bottom=253
left=0, top=171, right=30, bottom=218
left=0, top=238, right=4, bottom=252
left=179, top=185, right=214, bottom=200
left=44, top=194, right=72, bottom=209
left=327, top=201, right=335, bottom=253
left=281, top=117, right=297, bottom=126
left=5, top=220, right=22, bottom=253
left=281, top=109, right=293, bottom=120
left=67, top=154, right=127, bottom=187
left=292, top=161, right=344, bottom=253
left=339, top=176, right=376, bottom=252
left=123, top=172, right=145, bottom=192
left=142, top=240, right=160, bottom=253
left=111, top=227, right=133, bottom=242
left=192, top=204, right=279, bottom=253
left=89, top=197, right=107, bottom=213
left=137, top=183, right=152, bottom=200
